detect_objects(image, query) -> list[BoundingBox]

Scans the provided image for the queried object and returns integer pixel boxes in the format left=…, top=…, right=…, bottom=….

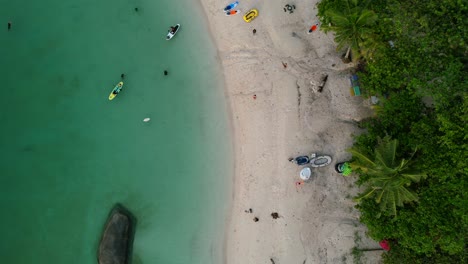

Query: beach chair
left=350, top=75, right=361, bottom=96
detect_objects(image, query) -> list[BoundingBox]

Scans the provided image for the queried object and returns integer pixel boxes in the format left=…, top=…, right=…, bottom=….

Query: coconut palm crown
left=321, top=0, right=378, bottom=61
left=349, top=136, right=427, bottom=216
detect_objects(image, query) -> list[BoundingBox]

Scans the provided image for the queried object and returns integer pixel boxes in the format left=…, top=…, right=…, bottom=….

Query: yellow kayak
left=243, top=9, right=258, bottom=23
left=109, top=82, right=124, bottom=101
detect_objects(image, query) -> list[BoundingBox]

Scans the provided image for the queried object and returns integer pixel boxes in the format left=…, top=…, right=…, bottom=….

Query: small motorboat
left=289, top=153, right=332, bottom=167
left=166, top=24, right=180, bottom=40
left=289, top=156, right=310, bottom=165
left=309, top=153, right=332, bottom=168
left=243, top=8, right=258, bottom=23
left=109, top=81, right=123, bottom=101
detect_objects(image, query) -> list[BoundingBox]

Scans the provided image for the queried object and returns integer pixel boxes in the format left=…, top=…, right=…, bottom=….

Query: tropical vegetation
left=320, top=0, right=378, bottom=61
left=318, top=0, right=467, bottom=262
left=349, top=137, right=426, bottom=217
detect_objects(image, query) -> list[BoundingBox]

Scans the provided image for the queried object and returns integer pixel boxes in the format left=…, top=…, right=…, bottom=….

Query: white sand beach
left=199, top=0, right=382, bottom=263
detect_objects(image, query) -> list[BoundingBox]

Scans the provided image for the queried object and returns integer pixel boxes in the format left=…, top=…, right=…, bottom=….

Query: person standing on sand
left=8, top=21, right=12, bottom=31
left=282, top=62, right=288, bottom=69
left=253, top=29, right=256, bottom=35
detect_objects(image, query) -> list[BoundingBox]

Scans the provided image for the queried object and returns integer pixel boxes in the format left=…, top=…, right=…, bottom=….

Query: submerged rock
left=98, top=204, right=136, bottom=264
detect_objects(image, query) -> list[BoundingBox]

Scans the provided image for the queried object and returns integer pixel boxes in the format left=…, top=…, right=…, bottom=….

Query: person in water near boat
left=8, top=21, right=11, bottom=31
left=121, top=73, right=125, bottom=79
left=164, top=70, right=168, bottom=75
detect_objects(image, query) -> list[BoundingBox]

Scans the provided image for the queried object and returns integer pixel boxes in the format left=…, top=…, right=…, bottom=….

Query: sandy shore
left=198, top=1, right=382, bottom=263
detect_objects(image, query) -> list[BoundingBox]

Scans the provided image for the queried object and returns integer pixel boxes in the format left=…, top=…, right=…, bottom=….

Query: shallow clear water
left=0, top=0, right=231, bottom=263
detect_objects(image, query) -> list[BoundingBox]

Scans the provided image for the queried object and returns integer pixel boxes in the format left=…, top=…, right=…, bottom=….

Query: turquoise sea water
left=0, top=0, right=232, bottom=263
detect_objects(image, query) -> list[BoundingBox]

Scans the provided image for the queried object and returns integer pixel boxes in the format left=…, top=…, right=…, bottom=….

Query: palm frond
left=400, top=171, right=426, bottom=182
left=356, top=10, right=378, bottom=27
left=348, top=147, right=376, bottom=165
left=397, top=186, right=419, bottom=203
left=375, top=137, right=398, bottom=167
left=354, top=187, right=377, bottom=202
left=348, top=135, right=427, bottom=216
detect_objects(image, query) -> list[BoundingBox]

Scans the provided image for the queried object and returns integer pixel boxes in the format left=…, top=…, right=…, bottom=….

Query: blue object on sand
left=224, top=1, right=239, bottom=12
left=350, top=74, right=361, bottom=96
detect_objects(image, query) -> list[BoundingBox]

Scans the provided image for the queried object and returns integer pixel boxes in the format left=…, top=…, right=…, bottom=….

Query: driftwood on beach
left=98, top=204, right=136, bottom=264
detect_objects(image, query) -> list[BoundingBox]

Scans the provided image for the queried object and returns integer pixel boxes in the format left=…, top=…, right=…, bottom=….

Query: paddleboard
left=225, top=9, right=241, bottom=16
left=109, top=82, right=123, bottom=101
left=223, top=1, right=239, bottom=12
left=166, top=24, right=180, bottom=40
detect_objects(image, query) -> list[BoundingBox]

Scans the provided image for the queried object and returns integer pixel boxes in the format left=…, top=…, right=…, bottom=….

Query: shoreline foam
left=199, top=0, right=382, bottom=263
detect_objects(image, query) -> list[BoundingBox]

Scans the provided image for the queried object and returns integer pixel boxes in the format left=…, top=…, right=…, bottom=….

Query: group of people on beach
left=244, top=208, right=280, bottom=222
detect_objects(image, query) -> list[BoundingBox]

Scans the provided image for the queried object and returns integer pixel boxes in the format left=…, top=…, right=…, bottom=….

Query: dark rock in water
left=98, top=204, right=136, bottom=264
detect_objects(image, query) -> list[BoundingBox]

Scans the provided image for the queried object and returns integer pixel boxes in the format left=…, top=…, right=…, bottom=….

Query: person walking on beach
left=295, top=181, right=304, bottom=192
left=253, top=29, right=256, bottom=35
left=282, top=62, right=288, bottom=69
left=308, top=23, right=319, bottom=34
left=7, top=21, right=11, bottom=31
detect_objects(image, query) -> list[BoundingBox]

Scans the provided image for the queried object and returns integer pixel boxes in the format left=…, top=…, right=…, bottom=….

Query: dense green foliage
left=320, top=0, right=378, bottom=60
left=349, top=137, right=426, bottom=216
left=318, top=0, right=467, bottom=262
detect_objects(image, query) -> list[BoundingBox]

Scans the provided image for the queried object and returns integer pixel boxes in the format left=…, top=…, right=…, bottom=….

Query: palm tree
left=348, top=136, right=427, bottom=216
left=321, top=0, right=378, bottom=61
